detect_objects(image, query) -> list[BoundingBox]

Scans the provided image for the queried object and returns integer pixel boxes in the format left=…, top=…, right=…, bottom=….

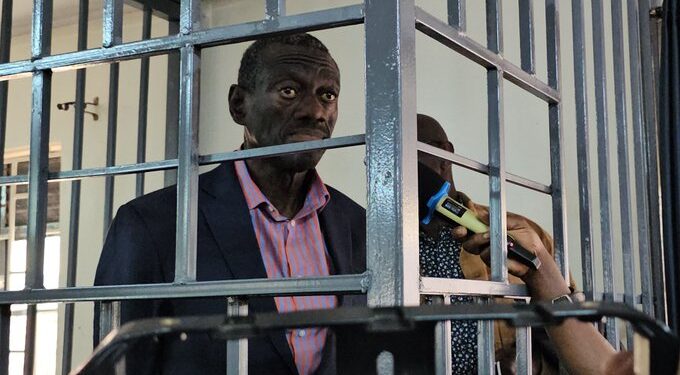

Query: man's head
left=228, top=33, right=340, bottom=173
left=417, top=113, right=455, bottom=186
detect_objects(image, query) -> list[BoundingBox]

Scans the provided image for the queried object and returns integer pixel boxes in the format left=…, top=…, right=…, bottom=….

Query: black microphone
left=418, top=162, right=541, bottom=270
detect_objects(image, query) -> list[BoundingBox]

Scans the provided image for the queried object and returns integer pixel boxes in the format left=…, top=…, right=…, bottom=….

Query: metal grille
left=0, top=0, right=667, bottom=374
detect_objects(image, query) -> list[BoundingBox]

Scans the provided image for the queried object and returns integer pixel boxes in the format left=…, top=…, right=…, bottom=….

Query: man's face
left=233, top=44, right=340, bottom=172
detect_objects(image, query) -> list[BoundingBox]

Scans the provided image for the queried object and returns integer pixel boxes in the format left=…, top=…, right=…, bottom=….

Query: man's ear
left=228, top=84, right=247, bottom=125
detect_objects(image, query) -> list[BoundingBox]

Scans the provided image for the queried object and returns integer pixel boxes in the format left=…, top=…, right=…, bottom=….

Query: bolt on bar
left=135, top=5, right=152, bottom=198
left=265, top=0, right=285, bottom=19
left=546, top=0, right=568, bottom=281
left=638, top=0, right=667, bottom=323
left=591, top=0, right=619, bottom=349
left=518, top=0, right=535, bottom=74
left=571, top=0, right=595, bottom=300
left=611, top=0, right=636, bottom=349
left=103, top=0, right=123, bottom=48
left=485, top=0, right=508, bottom=284
left=628, top=0, right=655, bottom=317
left=24, top=0, right=53, bottom=372
left=63, top=1, right=89, bottom=372
left=447, top=0, right=465, bottom=31
left=364, top=0, right=420, bottom=307
left=0, top=0, right=11, bottom=171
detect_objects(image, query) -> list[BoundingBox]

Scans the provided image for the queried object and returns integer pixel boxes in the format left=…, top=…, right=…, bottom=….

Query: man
left=417, top=113, right=577, bottom=374
left=94, top=34, right=366, bottom=375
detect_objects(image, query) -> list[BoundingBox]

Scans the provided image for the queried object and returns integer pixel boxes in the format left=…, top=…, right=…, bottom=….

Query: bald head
left=417, top=113, right=455, bottom=186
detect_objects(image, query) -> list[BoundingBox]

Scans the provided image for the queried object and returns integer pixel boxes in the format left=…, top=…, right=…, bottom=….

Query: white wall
left=2, top=0, right=647, bottom=371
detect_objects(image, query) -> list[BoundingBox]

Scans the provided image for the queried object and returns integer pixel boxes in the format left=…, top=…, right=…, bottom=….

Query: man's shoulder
left=325, top=185, right=365, bottom=215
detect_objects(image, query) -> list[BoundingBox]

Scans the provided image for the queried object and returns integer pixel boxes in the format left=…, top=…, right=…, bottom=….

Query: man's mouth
left=285, top=128, right=329, bottom=142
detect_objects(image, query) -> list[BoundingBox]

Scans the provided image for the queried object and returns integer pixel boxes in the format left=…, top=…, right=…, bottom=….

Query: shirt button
left=290, top=220, right=296, bottom=227
left=297, top=330, right=306, bottom=338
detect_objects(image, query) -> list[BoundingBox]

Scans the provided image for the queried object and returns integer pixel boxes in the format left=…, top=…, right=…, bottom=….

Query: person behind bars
left=94, top=33, right=365, bottom=375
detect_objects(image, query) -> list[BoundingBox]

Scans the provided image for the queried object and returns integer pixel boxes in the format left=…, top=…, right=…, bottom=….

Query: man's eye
left=321, top=92, right=337, bottom=102
left=280, top=87, right=297, bottom=99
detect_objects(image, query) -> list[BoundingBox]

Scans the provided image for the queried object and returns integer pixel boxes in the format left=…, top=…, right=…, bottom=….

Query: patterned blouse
left=420, top=228, right=478, bottom=374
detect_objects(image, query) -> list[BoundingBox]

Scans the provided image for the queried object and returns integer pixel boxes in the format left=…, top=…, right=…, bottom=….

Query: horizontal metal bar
left=0, top=135, right=367, bottom=186
left=415, top=7, right=559, bottom=104
left=420, top=277, right=529, bottom=298
left=0, top=5, right=365, bottom=82
left=0, top=273, right=369, bottom=304
left=417, top=142, right=551, bottom=194
left=199, top=134, right=366, bottom=164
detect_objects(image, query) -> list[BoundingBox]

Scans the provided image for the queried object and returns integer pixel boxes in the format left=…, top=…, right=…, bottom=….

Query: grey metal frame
left=0, top=0, right=668, bottom=374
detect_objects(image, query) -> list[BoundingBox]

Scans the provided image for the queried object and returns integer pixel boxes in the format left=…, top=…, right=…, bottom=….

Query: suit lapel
left=319, top=197, right=352, bottom=278
left=199, top=162, right=298, bottom=374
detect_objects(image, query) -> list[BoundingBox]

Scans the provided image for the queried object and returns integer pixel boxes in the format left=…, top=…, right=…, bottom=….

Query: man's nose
left=296, top=93, right=327, bottom=123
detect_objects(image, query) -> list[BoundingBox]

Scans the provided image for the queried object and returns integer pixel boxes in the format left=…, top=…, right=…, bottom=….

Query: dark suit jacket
left=94, top=162, right=366, bottom=375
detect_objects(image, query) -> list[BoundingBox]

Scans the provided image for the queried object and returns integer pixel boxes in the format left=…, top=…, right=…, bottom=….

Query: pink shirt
left=234, top=160, right=337, bottom=375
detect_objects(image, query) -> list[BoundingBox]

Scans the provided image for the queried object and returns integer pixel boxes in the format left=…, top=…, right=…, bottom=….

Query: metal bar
left=591, top=0, right=619, bottom=348
left=23, top=305, right=37, bottom=375
left=0, top=0, right=12, bottom=172
left=265, top=0, right=285, bottom=19
left=417, top=142, right=551, bottom=194
left=415, top=7, right=559, bottom=104
left=477, top=298, right=495, bottom=375
left=0, top=5, right=365, bottom=82
left=174, top=43, right=200, bottom=284
left=446, top=0, right=465, bottom=31
left=486, top=0, right=507, bottom=283
left=516, top=326, right=532, bottom=375
left=639, top=0, right=667, bottom=324
left=98, top=301, right=122, bottom=340
left=628, top=0, right=655, bottom=317
left=546, top=0, right=568, bottom=281
left=103, top=0, right=123, bottom=48
left=102, top=63, right=119, bottom=235
left=0, top=135, right=366, bottom=187
left=63, top=1, right=89, bottom=372
left=364, top=0, right=419, bottom=307
left=0, top=273, right=368, bottom=304
left=420, top=277, right=529, bottom=298
left=180, top=0, right=199, bottom=35
left=611, top=0, right=636, bottom=348
left=518, top=0, right=535, bottom=74
left=135, top=6, right=152, bottom=197
left=571, top=0, right=595, bottom=300
left=0, top=305, right=9, bottom=375
left=226, top=297, right=248, bottom=375
left=164, top=20, right=180, bottom=187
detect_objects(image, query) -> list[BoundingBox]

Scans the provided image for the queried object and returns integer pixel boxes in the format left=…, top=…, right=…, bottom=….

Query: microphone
left=418, top=162, right=541, bottom=270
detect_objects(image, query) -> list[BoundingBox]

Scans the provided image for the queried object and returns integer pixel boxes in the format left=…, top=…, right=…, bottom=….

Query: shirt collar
left=234, top=160, right=330, bottom=219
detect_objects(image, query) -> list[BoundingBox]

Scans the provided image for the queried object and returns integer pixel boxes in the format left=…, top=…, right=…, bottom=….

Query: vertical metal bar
left=477, top=298, right=495, bottom=375
left=591, top=0, right=619, bottom=348
left=546, top=0, right=568, bottom=281
left=226, top=298, right=248, bottom=375
left=364, top=0, right=420, bottom=307
left=0, top=305, right=9, bottom=375
left=97, top=301, right=121, bottom=340
left=447, top=0, right=465, bottom=31
left=0, top=0, right=12, bottom=172
left=102, top=0, right=123, bottom=48
left=628, top=0, right=655, bottom=317
left=174, top=44, right=199, bottom=283
left=102, top=64, right=119, bottom=235
left=433, top=295, right=451, bottom=375
left=518, top=0, right=535, bottom=74
left=486, top=0, right=508, bottom=283
left=135, top=6, right=152, bottom=198
left=571, top=0, right=595, bottom=301
left=63, top=2, right=88, bottom=372
left=164, top=20, right=180, bottom=188
left=515, top=327, right=532, bottom=375
left=265, top=0, right=285, bottom=19
left=179, top=0, right=199, bottom=35
left=24, top=1, right=52, bottom=373
left=611, top=0, right=636, bottom=349
left=638, top=0, right=667, bottom=324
